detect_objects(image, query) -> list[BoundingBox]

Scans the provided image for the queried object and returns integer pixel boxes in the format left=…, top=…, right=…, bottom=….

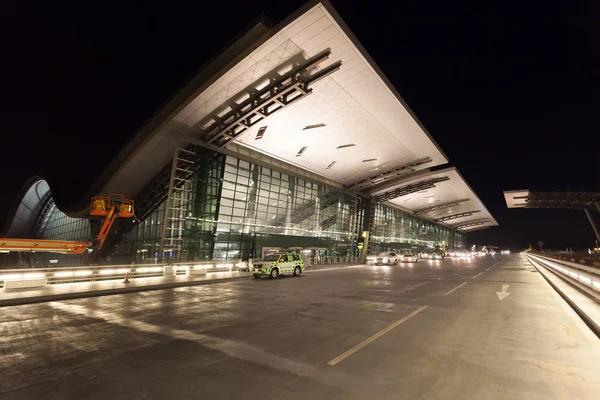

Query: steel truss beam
left=454, top=219, right=489, bottom=229
left=200, top=49, right=341, bottom=148
left=346, top=158, right=433, bottom=191
left=435, top=210, right=481, bottom=222
left=414, top=198, right=470, bottom=216
left=375, top=176, right=449, bottom=203
left=461, top=226, right=489, bottom=233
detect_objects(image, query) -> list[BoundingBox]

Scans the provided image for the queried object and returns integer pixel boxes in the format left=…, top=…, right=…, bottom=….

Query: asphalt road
left=2, top=254, right=600, bottom=399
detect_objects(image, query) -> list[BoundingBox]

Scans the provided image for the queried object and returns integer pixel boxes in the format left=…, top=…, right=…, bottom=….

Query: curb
left=0, top=275, right=250, bottom=308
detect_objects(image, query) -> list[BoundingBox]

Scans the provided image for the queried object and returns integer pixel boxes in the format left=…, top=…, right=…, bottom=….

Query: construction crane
left=89, top=193, right=134, bottom=249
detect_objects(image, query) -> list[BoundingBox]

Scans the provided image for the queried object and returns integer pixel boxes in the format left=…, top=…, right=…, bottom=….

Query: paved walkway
left=0, top=264, right=361, bottom=307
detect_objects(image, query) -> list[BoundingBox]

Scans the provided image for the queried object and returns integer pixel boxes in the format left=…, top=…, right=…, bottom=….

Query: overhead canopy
left=368, top=167, right=498, bottom=232
left=95, top=0, right=447, bottom=205
left=7, top=1, right=498, bottom=240
left=504, top=189, right=600, bottom=210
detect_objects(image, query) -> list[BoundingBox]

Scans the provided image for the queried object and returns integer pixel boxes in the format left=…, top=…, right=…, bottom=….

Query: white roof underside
left=372, top=168, right=498, bottom=231
left=503, top=189, right=530, bottom=208
left=173, top=2, right=447, bottom=186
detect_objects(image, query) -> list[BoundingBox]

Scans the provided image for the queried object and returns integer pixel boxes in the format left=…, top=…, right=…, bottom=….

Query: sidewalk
left=0, top=263, right=364, bottom=307
left=0, top=271, right=249, bottom=307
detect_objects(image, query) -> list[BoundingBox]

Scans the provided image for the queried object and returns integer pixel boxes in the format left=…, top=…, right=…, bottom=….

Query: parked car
left=366, top=252, right=400, bottom=265
left=401, top=254, right=418, bottom=263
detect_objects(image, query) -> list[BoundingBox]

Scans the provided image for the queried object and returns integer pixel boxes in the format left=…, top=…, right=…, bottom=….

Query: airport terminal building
left=2, top=1, right=497, bottom=267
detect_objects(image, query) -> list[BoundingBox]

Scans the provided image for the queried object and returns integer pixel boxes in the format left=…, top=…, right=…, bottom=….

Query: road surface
left=2, top=254, right=599, bottom=399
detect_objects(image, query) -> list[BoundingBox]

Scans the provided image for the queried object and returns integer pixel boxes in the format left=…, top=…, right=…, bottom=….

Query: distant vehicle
left=401, top=254, right=418, bottom=263
left=501, top=250, right=510, bottom=255
left=252, top=253, right=304, bottom=279
left=419, top=251, right=429, bottom=259
left=429, top=253, right=442, bottom=260
left=367, top=252, right=400, bottom=265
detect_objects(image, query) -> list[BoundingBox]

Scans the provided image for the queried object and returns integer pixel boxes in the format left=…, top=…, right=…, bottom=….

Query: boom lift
left=0, top=194, right=134, bottom=260
left=0, top=238, right=89, bottom=254
left=89, top=193, right=134, bottom=249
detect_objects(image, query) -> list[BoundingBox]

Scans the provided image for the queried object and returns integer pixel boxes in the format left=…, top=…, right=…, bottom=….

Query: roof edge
left=319, top=0, right=449, bottom=164
left=60, top=14, right=275, bottom=215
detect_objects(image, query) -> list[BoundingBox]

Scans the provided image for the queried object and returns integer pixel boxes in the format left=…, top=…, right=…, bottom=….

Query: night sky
left=3, top=0, right=599, bottom=250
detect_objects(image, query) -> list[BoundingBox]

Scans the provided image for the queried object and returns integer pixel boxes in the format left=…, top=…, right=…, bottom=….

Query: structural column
left=584, top=207, right=600, bottom=245
left=359, top=198, right=373, bottom=263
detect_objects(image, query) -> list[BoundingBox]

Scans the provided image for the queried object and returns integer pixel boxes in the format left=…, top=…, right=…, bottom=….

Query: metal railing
left=524, top=253, right=600, bottom=299
left=0, top=256, right=362, bottom=289
left=0, top=260, right=246, bottom=289
left=306, top=256, right=359, bottom=266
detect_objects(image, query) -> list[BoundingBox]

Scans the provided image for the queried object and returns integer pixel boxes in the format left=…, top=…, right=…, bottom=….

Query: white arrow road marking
left=496, top=284, right=511, bottom=300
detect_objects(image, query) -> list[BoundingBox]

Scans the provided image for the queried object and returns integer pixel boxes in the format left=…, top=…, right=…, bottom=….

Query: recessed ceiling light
left=361, top=158, right=377, bottom=163
left=326, top=161, right=337, bottom=169
left=296, top=146, right=308, bottom=157
left=303, top=123, right=326, bottom=130
left=255, top=126, right=267, bottom=140
left=336, top=143, right=356, bottom=149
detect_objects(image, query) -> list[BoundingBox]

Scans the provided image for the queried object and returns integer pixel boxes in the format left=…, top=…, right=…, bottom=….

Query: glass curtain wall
left=29, top=150, right=461, bottom=266
left=455, top=231, right=466, bottom=249
left=37, top=204, right=92, bottom=266
left=212, top=155, right=359, bottom=260
left=369, top=204, right=451, bottom=254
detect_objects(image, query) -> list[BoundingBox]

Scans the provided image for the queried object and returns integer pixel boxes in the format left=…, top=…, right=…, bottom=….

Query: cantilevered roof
left=504, top=189, right=600, bottom=209
left=368, top=167, right=498, bottom=232
left=91, top=0, right=446, bottom=207
left=172, top=1, right=447, bottom=185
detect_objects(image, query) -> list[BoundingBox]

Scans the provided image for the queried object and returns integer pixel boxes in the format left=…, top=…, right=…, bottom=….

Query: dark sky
left=2, top=0, right=599, bottom=250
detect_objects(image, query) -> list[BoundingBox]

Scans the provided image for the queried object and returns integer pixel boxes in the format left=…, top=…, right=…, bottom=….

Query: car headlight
left=382, top=257, right=388, bottom=262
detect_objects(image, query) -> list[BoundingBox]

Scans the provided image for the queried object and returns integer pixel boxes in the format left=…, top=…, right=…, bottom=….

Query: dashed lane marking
left=444, top=282, right=467, bottom=296
left=327, top=305, right=429, bottom=366
left=472, top=272, right=483, bottom=279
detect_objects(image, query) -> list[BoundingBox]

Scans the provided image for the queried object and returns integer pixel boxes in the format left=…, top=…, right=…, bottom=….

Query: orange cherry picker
left=0, top=194, right=134, bottom=257
left=89, top=193, right=135, bottom=249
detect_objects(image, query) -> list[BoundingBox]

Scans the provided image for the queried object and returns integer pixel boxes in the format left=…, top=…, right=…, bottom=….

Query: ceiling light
left=336, top=144, right=356, bottom=149
left=303, top=123, right=326, bottom=130
left=296, top=146, right=308, bottom=157
left=326, top=161, right=337, bottom=169
left=255, top=126, right=267, bottom=140
left=361, top=158, right=377, bottom=163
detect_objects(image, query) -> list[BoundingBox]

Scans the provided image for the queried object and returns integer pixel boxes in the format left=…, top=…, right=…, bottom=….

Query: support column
left=360, top=198, right=373, bottom=264
left=584, top=207, right=600, bottom=244
left=449, top=228, right=456, bottom=251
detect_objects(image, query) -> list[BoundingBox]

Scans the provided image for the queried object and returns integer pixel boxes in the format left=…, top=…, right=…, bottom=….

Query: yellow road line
left=444, top=282, right=467, bottom=296
left=327, top=305, right=429, bottom=366
left=472, top=272, right=483, bottom=279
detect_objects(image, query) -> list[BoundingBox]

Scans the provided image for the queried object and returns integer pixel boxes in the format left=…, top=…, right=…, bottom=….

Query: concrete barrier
left=4, top=278, right=47, bottom=290
left=188, top=267, right=207, bottom=276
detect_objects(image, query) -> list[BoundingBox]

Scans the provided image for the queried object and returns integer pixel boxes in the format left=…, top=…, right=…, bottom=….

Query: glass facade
left=37, top=201, right=91, bottom=266
left=369, top=204, right=451, bottom=254
left=29, top=149, right=465, bottom=266
left=207, top=155, right=359, bottom=261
